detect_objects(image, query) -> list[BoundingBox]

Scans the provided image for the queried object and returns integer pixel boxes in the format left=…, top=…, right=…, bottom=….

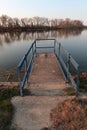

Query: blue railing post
left=66, top=53, right=70, bottom=82
left=35, top=40, right=36, bottom=54
left=59, top=43, right=61, bottom=58
left=77, top=66, right=80, bottom=87
left=20, top=87, right=23, bottom=96
left=18, top=68, right=23, bottom=96
left=32, top=44, right=34, bottom=58
left=18, top=68, right=21, bottom=85
left=25, top=54, right=28, bottom=83
left=76, top=66, right=80, bottom=96
left=54, top=40, right=56, bottom=53
left=35, top=40, right=37, bottom=57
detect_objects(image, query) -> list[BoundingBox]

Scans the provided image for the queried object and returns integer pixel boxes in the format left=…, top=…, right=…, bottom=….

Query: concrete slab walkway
left=11, top=53, right=68, bottom=130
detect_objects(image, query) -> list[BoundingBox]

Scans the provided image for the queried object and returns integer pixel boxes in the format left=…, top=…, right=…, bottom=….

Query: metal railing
left=18, top=40, right=36, bottom=96
left=18, top=39, right=80, bottom=96
left=18, top=39, right=55, bottom=96
left=55, top=40, right=79, bottom=96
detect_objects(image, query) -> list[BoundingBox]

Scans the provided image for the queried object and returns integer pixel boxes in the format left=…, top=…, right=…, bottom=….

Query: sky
left=0, top=0, right=87, bottom=24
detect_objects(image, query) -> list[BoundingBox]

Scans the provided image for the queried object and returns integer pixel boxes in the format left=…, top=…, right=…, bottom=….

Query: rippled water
left=0, top=29, right=87, bottom=72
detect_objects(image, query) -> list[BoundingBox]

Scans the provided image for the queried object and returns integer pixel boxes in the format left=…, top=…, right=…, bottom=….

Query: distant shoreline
left=0, top=26, right=86, bottom=32
left=0, top=15, right=86, bottom=32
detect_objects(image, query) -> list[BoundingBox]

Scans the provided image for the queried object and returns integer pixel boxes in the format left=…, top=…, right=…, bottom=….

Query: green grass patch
left=64, top=87, right=76, bottom=96
left=79, top=78, right=87, bottom=92
left=65, top=91, right=76, bottom=96
left=0, top=87, right=19, bottom=130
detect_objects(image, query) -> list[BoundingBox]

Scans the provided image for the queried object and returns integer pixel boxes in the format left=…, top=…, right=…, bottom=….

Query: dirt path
left=11, top=53, right=70, bottom=130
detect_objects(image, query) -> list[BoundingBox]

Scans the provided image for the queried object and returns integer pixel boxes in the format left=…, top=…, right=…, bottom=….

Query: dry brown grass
left=50, top=99, right=87, bottom=130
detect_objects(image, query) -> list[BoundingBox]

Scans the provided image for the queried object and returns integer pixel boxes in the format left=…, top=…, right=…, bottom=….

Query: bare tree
left=0, top=15, right=84, bottom=30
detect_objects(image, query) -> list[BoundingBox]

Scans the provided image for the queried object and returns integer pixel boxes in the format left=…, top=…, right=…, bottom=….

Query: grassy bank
left=0, top=87, right=19, bottom=130
left=79, top=72, right=87, bottom=92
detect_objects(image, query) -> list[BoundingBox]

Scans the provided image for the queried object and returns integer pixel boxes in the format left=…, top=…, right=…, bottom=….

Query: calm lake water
left=0, top=29, right=87, bottom=72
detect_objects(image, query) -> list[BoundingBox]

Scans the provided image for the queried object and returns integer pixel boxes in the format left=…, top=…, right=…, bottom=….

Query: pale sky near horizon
left=0, top=0, right=87, bottom=24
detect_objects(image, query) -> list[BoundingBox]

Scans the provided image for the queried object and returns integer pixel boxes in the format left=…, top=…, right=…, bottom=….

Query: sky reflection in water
left=0, top=29, right=87, bottom=72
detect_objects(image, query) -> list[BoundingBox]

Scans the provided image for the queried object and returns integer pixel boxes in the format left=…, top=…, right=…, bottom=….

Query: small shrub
left=0, top=87, right=19, bottom=130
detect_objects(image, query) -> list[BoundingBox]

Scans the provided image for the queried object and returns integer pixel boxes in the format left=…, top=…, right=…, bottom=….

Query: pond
left=0, top=29, right=87, bottom=73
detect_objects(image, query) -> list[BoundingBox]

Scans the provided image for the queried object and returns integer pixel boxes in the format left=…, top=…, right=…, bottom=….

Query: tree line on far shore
left=0, top=15, right=85, bottom=32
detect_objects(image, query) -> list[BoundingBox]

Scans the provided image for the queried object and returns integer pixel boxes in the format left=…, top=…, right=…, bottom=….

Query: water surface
left=0, top=29, right=87, bottom=72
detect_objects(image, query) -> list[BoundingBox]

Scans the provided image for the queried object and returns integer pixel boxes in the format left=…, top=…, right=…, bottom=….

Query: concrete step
left=25, top=82, right=68, bottom=96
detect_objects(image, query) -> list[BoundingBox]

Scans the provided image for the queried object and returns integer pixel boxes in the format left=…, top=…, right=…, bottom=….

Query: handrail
left=55, top=39, right=79, bottom=95
left=18, top=39, right=55, bottom=96
left=36, top=38, right=55, bottom=41
left=18, top=40, right=36, bottom=96
left=70, top=55, right=79, bottom=70
left=18, top=39, right=80, bottom=96
left=60, top=45, right=79, bottom=70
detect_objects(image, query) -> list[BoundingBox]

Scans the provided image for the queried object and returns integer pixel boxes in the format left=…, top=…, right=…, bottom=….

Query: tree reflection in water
left=0, top=29, right=83, bottom=45
left=0, top=29, right=84, bottom=82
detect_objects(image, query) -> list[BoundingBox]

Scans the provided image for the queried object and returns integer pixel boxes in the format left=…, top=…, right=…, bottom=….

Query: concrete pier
left=11, top=53, right=70, bottom=130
